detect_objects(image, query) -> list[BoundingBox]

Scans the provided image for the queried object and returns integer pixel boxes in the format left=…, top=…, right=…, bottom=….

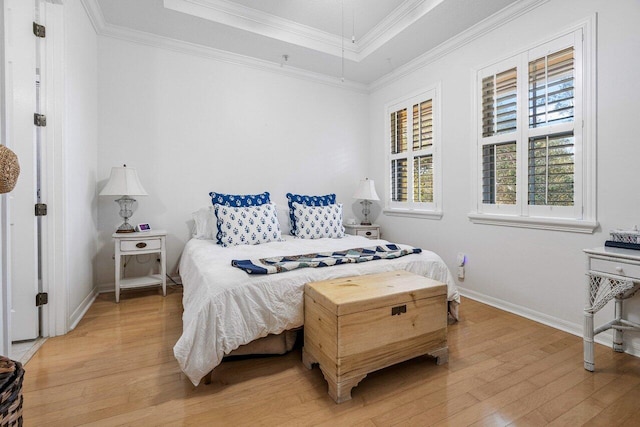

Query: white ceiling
left=93, top=0, right=521, bottom=85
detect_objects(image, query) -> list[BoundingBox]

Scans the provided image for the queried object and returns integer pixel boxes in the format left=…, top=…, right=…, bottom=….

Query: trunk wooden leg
left=203, top=371, right=213, bottom=385
left=321, top=369, right=366, bottom=403
left=428, top=346, right=449, bottom=365
left=302, top=347, right=317, bottom=370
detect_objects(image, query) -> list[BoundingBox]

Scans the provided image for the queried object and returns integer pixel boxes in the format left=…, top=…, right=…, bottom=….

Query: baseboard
left=97, top=275, right=182, bottom=294
left=458, top=287, right=640, bottom=359
left=69, top=287, right=98, bottom=331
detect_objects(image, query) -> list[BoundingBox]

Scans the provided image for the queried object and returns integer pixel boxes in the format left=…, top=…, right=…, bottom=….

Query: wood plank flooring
left=21, top=286, right=640, bottom=426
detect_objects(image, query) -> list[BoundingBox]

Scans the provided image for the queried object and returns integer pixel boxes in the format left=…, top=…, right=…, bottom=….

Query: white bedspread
left=174, top=235, right=459, bottom=385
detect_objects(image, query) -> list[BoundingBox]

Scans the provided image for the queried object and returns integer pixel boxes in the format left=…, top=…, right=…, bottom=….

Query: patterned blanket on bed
left=231, top=244, right=422, bottom=275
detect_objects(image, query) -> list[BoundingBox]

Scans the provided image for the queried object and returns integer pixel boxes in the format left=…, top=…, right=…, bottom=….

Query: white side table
left=344, top=224, right=381, bottom=240
left=113, top=230, right=167, bottom=303
left=583, top=246, right=640, bottom=371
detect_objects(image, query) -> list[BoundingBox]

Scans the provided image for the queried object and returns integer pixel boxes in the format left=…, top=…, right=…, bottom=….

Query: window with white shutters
left=386, top=86, right=441, bottom=218
left=470, top=25, right=596, bottom=232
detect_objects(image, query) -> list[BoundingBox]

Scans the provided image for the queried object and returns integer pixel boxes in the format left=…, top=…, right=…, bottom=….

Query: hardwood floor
left=22, top=286, right=640, bottom=426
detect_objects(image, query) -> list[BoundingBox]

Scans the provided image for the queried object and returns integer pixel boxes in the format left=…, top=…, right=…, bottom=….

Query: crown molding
left=357, top=0, right=443, bottom=60
left=83, top=5, right=368, bottom=93
left=82, top=0, right=548, bottom=93
left=369, top=0, right=549, bottom=91
left=163, top=0, right=441, bottom=63
left=80, top=0, right=105, bottom=33
left=163, top=0, right=360, bottom=61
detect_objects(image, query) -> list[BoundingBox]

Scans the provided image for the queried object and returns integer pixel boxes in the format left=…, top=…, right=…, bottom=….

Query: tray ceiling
left=92, top=0, right=528, bottom=85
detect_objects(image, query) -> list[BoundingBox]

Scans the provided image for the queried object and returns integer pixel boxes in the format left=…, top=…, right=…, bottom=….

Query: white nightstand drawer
left=355, top=229, right=379, bottom=239
left=590, top=258, right=640, bottom=279
left=120, top=238, right=161, bottom=252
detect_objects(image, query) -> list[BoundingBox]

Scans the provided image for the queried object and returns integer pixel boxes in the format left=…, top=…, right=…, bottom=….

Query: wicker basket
left=610, top=228, right=640, bottom=244
left=0, top=357, right=24, bottom=427
left=0, top=146, right=19, bottom=194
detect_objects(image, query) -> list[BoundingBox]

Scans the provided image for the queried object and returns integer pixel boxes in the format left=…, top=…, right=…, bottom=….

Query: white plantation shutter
left=482, top=142, right=517, bottom=205
left=387, top=86, right=441, bottom=215
left=529, top=47, right=575, bottom=128
left=391, top=158, right=408, bottom=202
left=472, top=27, right=593, bottom=230
left=528, top=133, right=574, bottom=206
left=413, top=155, right=433, bottom=203
left=390, top=109, right=407, bottom=154
left=413, top=100, right=433, bottom=150
left=482, top=68, right=517, bottom=137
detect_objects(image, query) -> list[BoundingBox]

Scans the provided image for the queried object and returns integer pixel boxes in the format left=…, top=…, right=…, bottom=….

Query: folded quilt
left=232, top=244, right=422, bottom=275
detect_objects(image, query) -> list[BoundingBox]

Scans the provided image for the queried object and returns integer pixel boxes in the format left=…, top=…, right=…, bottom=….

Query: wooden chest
left=302, top=270, right=448, bottom=403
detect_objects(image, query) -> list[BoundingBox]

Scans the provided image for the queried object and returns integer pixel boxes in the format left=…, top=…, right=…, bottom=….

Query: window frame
left=384, top=84, right=442, bottom=219
left=469, top=19, right=597, bottom=233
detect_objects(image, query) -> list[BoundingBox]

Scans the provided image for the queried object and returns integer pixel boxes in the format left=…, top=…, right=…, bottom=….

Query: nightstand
left=344, top=224, right=381, bottom=240
left=112, top=230, right=166, bottom=303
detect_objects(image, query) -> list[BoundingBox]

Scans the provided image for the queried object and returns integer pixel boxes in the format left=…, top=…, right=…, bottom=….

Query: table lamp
left=100, top=165, right=148, bottom=233
left=353, top=178, right=379, bottom=225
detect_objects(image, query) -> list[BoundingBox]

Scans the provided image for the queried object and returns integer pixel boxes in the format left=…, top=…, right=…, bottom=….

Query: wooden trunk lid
left=305, top=270, right=447, bottom=316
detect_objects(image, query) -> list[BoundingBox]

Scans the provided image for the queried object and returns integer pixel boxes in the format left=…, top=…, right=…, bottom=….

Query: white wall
left=92, top=0, right=640, bottom=356
left=64, top=0, right=99, bottom=325
left=368, top=0, right=640, bottom=353
left=96, top=38, right=370, bottom=286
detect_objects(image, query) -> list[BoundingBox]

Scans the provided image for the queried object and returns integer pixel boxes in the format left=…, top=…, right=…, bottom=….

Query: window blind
left=413, top=155, right=433, bottom=203
left=482, top=142, right=517, bottom=204
left=413, top=100, right=433, bottom=150
left=482, top=68, right=517, bottom=137
left=390, top=109, right=407, bottom=154
left=528, top=133, right=574, bottom=206
left=529, top=47, right=574, bottom=128
left=391, top=159, right=408, bottom=202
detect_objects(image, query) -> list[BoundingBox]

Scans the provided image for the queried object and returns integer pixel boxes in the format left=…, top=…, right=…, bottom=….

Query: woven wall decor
left=0, top=145, right=20, bottom=194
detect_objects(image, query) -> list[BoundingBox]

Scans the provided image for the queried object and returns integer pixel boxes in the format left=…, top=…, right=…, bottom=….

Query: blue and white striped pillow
left=215, top=203, right=283, bottom=247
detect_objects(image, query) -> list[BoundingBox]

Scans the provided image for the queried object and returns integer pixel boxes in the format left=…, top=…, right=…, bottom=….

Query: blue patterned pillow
left=292, top=202, right=345, bottom=239
left=286, top=193, right=336, bottom=236
left=215, top=203, right=283, bottom=247
left=209, top=191, right=270, bottom=207
left=210, top=191, right=271, bottom=243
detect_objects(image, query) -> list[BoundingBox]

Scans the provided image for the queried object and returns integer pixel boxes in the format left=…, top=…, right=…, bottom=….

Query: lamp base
left=115, top=222, right=136, bottom=233
left=360, top=200, right=373, bottom=226
left=114, top=196, right=137, bottom=233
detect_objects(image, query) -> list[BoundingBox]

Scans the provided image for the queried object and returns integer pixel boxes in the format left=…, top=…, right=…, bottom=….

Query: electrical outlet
left=456, top=252, right=466, bottom=266
left=457, top=266, right=465, bottom=280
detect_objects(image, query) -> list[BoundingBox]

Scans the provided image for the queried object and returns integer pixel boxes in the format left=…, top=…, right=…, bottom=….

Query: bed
left=174, top=233, right=460, bottom=386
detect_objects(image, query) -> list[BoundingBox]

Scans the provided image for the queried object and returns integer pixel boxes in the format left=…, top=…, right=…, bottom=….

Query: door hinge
left=35, top=203, right=47, bottom=216
left=36, top=292, right=48, bottom=307
left=34, top=113, right=47, bottom=127
left=33, top=22, right=46, bottom=38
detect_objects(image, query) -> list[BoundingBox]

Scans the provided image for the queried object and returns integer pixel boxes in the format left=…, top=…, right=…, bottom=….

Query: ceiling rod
left=341, top=0, right=345, bottom=82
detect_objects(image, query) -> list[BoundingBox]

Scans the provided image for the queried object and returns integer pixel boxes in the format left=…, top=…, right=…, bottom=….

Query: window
left=386, top=86, right=441, bottom=218
left=470, top=25, right=596, bottom=233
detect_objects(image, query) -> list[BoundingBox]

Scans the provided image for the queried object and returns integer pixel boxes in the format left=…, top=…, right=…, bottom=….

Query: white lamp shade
left=353, top=178, right=380, bottom=201
left=99, top=166, right=148, bottom=196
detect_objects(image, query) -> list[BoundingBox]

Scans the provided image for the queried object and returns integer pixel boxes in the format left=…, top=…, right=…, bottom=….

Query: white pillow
left=292, top=202, right=345, bottom=239
left=277, top=204, right=291, bottom=236
left=192, top=206, right=217, bottom=240
left=215, top=203, right=283, bottom=247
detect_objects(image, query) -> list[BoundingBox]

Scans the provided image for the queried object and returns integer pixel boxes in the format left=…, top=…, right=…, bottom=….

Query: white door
left=5, top=0, right=39, bottom=341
